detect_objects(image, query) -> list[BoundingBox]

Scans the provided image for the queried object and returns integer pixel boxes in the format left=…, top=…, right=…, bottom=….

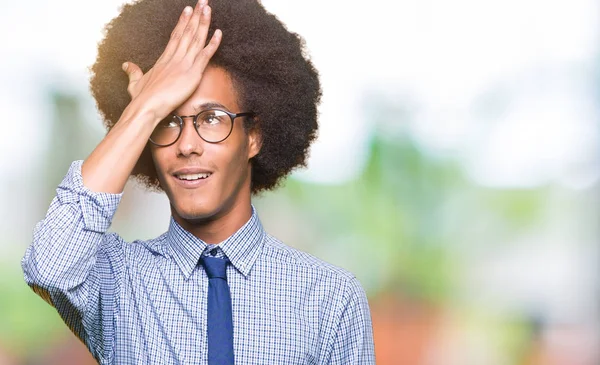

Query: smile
left=176, top=172, right=212, bottom=181
left=172, top=171, right=213, bottom=189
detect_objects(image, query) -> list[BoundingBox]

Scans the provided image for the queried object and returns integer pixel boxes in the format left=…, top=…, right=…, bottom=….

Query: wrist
left=119, top=99, right=163, bottom=130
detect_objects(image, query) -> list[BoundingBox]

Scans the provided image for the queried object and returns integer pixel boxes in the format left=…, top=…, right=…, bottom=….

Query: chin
left=172, top=196, right=226, bottom=223
left=175, top=204, right=215, bottom=222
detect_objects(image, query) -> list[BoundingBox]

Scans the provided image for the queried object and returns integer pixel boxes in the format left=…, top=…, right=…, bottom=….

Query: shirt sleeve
left=329, top=277, right=376, bottom=364
left=21, top=160, right=125, bottom=363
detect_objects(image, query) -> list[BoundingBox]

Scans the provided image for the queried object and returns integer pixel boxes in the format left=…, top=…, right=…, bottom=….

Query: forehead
left=175, top=66, right=240, bottom=115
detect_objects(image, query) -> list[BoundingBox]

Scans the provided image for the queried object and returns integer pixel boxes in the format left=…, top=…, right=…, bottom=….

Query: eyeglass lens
left=149, top=109, right=233, bottom=146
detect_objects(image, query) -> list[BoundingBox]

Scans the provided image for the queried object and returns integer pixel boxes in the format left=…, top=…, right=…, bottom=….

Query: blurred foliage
left=276, top=132, right=550, bottom=304
left=0, top=86, right=568, bottom=364
left=44, top=89, right=102, bottom=202
left=278, top=136, right=463, bottom=302
left=0, top=255, right=66, bottom=357
left=0, top=88, right=101, bottom=360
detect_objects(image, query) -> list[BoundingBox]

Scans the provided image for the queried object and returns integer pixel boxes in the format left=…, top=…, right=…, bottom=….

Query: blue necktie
left=201, top=256, right=235, bottom=364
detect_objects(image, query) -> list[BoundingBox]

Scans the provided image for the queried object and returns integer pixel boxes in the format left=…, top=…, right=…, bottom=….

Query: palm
left=122, top=2, right=221, bottom=121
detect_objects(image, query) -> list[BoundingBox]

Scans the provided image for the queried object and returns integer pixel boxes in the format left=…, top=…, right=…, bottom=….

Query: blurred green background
left=0, top=0, right=598, bottom=364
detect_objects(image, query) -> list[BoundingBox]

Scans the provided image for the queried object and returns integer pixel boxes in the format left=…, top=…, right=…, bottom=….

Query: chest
left=113, top=258, right=325, bottom=364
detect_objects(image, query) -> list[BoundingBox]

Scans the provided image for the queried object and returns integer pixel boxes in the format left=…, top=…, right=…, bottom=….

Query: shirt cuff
left=56, top=160, right=123, bottom=233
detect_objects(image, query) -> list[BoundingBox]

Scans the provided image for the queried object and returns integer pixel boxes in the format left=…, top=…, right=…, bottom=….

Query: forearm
left=22, top=161, right=123, bottom=306
left=82, top=100, right=158, bottom=194
left=24, top=206, right=101, bottom=295
left=22, top=160, right=124, bottom=360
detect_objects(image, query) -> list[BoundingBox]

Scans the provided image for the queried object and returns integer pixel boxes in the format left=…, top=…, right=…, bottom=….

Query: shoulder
left=99, top=232, right=169, bottom=260
left=260, top=235, right=372, bottom=339
left=261, top=233, right=358, bottom=284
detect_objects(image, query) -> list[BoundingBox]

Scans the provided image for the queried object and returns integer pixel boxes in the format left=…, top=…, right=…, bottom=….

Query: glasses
left=149, top=108, right=255, bottom=146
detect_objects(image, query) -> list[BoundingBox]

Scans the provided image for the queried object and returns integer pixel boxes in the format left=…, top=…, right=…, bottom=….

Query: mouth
left=175, top=172, right=212, bottom=181
left=172, top=171, right=213, bottom=188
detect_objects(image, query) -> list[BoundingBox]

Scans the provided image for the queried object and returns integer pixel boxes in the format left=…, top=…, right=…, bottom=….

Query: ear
left=247, top=126, right=263, bottom=159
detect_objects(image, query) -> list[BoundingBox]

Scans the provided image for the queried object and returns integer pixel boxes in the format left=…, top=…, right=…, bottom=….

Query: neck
left=172, top=199, right=253, bottom=244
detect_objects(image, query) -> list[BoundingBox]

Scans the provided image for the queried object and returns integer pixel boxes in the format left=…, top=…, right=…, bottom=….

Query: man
left=22, top=0, right=375, bottom=363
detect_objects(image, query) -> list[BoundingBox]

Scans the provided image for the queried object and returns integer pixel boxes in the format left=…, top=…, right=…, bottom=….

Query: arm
left=22, top=2, right=221, bottom=361
left=21, top=160, right=124, bottom=361
left=329, top=277, right=376, bottom=364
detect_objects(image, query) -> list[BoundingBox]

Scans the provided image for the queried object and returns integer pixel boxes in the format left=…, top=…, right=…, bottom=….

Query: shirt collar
left=167, top=206, right=265, bottom=280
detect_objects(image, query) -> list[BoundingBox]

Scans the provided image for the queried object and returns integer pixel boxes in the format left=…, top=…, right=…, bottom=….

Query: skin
left=151, top=66, right=261, bottom=243
left=81, top=0, right=259, bottom=243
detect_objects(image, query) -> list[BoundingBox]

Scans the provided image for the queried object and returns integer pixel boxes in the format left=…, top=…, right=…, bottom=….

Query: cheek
left=150, top=149, right=171, bottom=186
left=151, top=152, right=162, bottom=174
left=219, top=141, right=250, bottom=183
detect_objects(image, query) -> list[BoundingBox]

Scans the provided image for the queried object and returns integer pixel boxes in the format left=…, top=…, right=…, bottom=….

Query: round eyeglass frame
left=149, top=108, right=256, bottom=147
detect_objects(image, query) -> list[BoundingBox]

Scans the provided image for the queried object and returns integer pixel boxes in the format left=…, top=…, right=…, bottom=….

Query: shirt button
left=210, top=249, right=218, bottom=256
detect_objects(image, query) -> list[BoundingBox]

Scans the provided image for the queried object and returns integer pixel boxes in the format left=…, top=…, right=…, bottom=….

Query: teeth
left=177, top=173, right=211, bottom=180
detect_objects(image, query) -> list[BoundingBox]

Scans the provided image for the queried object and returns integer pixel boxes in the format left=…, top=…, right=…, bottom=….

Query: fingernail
left=203, top=5, right=210, bottom=14
left=122, top=62, right=128, bottom=71
left=184, top=6, right=192, bottom=14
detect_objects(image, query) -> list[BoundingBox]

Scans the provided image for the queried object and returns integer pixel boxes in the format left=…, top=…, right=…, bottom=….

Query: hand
left=121, top=0, right=221, bottom=122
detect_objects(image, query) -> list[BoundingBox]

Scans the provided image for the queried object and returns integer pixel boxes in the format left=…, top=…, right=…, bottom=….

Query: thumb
left=122, top=62, right=143, bottom=94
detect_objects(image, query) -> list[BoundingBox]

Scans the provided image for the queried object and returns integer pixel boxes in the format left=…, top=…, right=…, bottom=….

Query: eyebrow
left=192, top=102, right=228, bottom=113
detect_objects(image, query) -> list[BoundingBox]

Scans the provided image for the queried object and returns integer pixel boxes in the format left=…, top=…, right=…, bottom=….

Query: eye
left=200, top=110, right=228, bottom=125
left=205, top=114, right=220, bottom=125
left=157, top=116, right=180, bottom=128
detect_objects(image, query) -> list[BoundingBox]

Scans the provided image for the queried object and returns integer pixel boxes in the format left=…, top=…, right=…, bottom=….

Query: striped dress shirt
left=22, top=160, right=376, bottom=364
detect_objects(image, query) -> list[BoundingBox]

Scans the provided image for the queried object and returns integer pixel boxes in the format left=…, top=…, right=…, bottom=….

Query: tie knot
left=201, top=256, right=229, bottom=279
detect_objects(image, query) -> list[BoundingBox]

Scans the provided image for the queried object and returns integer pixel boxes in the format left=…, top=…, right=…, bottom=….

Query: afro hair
left=90, top=0, right=321, bottom=193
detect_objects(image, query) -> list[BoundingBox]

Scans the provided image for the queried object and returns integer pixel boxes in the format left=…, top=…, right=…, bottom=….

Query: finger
left=192, top=29, right=221, bottom=71
left=187, top=4, right=212, bottom=55
left=156, top=5, right=194, bottom=64
left=122, top=62, right=144, bottom=96
left=173, top=0, right=205, bottom=60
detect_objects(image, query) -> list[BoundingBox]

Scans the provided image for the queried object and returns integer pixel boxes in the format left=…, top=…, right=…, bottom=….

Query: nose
left=176, top=116, right=205, bottom=157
